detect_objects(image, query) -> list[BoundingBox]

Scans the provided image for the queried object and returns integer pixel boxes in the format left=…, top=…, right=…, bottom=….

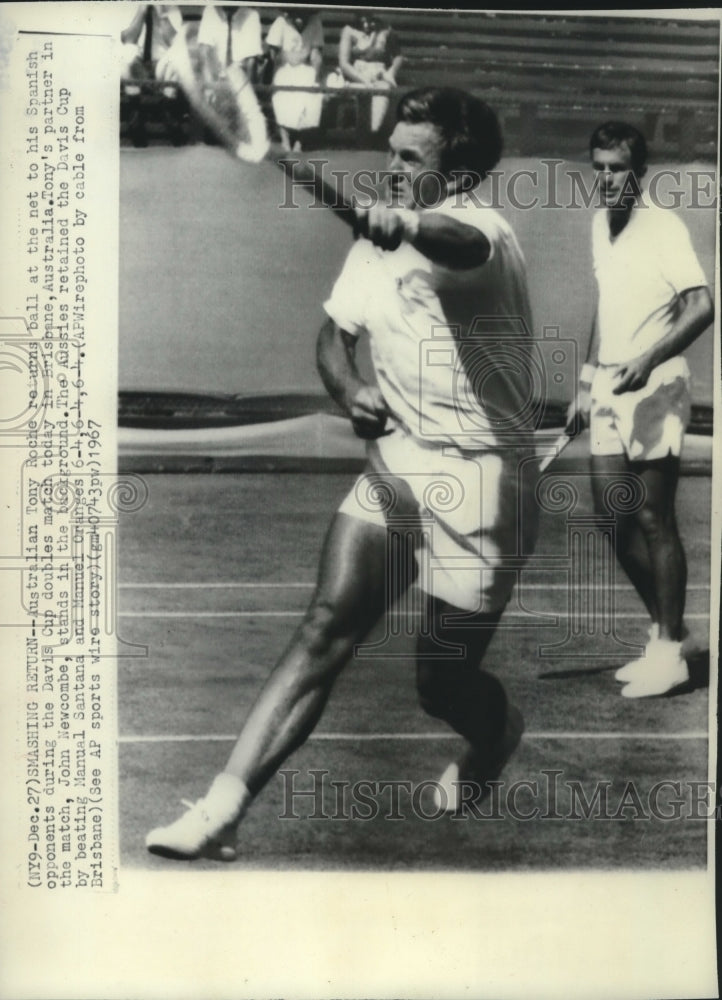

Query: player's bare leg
left=590, top=454, right=659, bottom=623
left=417, top=598, right=506, bottom=749
left=630, top=457, right=686, bottom=641
left=223, top=513, right=404, bottom=794
left=417, top=597, right=523, bottom=812
left=147, top=510, right=415, bottom=858
left=591, top=454, right=688, bottom=695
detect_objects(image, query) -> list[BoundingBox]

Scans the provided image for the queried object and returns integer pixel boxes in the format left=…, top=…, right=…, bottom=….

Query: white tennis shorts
left=590, top=356, right=691, bottom=461
left=338, top=424, right=539, bottom=613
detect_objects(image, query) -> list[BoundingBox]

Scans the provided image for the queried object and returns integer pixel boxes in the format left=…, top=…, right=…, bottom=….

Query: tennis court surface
left=117, top=141, right=715, bottom=873
left=117, top=471, right=712, bottom=872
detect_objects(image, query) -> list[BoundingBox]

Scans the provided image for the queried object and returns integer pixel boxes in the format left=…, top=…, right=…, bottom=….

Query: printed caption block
left=1, top=30, right=120, bottom=891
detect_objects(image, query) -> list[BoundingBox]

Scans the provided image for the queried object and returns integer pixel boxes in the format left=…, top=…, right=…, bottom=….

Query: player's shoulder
left=432, top=191, right=513, bottom=236
left=637, top=196, right=690, bottom=236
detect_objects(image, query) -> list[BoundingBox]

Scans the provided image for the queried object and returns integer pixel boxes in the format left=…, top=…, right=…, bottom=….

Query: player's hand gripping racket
left=539, top=393, right=587, bottom=472
left=171, top=37, right=356, bottom=227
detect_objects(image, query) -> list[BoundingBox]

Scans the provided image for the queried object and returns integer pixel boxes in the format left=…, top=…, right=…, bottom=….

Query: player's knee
left=298, top=600, right=356, bottom=659
left=416, top=663, right=457, bottom=720
left=636, top=502, right=675, bottom=540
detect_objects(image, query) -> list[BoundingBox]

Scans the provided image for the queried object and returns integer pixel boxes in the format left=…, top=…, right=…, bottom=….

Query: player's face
left=591, top=145, right=641, bottom=208
left=386, top=122, right=446, bottom=210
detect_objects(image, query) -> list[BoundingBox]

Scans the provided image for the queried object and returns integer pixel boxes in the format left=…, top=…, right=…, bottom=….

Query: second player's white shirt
left=592, top=199, right=707, bottom=366
left=324, top=193, right=533, bottom=450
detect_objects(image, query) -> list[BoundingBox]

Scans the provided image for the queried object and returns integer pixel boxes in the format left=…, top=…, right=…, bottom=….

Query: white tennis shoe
left=433, top=705, right=525, bottom=814
left=620, top=639, right=689, bottom=699
left=146, top=773, right=249, bottom=861
left=615, top=624, right=659, bottom=683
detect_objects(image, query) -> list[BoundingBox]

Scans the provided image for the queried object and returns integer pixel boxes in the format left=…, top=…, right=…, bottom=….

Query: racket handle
left=539, top=412, right=584, bottom=472
left=539, top=432, right=573, bottom=472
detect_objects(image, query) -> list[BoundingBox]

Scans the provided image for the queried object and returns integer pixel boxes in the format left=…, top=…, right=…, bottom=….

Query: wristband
left=396, top=208, right=420, bottom=243
left=580, top=363, right=597, bottom=387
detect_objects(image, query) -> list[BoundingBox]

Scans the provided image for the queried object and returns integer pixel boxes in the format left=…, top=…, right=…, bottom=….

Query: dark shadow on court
left=537, top=664, right=621, bottom=680
left=671, top=648, right=710, bottom=695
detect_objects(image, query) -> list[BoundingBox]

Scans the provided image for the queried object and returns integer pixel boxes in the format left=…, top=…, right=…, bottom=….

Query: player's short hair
left=589, top=121, right=648, bottom=173
left=396, top=87, right=503, bottom=179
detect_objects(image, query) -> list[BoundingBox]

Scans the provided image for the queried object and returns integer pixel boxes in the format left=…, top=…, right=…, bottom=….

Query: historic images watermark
left=279, top=159, right=718, bottom=212
left=279, top=768, right=718, bottom=823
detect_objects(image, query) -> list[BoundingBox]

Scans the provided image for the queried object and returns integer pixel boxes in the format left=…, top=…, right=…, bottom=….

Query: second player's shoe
left=620, top=639, right=689, bottom=699
left=615, top=624, right=659, bottom=683
left=433, top=705, right=525, bottom=814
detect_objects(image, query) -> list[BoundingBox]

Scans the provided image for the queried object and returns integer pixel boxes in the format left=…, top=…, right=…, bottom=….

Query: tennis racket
left=171, top=37, right=356, bottom=227
left=539, top=394, right=587, bottom=471
left=539, top=429, right=576, bottom=472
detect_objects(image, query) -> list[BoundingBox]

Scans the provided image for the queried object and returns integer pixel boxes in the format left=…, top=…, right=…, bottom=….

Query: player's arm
left=613, top=285, right=713, bottom=395
left=355, top=206, right=490, bottom=269
left=316, top=318, right=390, bottom=439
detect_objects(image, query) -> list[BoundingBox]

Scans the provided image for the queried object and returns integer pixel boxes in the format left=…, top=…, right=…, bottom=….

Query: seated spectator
left=335, top=13, right=403, bottom=132
left=265, top=9, right=324, bottom=151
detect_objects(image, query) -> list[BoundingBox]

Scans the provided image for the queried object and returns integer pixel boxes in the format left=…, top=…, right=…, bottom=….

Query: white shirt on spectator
left=197, top=6, right=262, bottom=65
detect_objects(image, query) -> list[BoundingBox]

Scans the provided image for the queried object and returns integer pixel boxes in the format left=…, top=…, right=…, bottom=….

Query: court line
left=119, top=731, right=708, bottom=743
left=118, top=582, right=711, bottom=591
left=118, top=611, right=711, bottom=620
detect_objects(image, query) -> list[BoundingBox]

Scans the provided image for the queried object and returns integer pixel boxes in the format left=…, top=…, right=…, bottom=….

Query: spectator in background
left=197, top=4, right=263, bottom=86
left=119, top=4, right=184, bottom=83
left=265, top=8, right=324, bottom=152
left=336, top=13, right=403, bottom=132
left=118, top=4, right=186, bottom=147
left=197, top=5, right=268, bottom=163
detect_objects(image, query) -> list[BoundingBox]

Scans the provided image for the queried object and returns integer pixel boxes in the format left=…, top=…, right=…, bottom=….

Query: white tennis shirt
left=592, top=200, right=707, bottom=366
left=324, top=193, right=534, bottom=449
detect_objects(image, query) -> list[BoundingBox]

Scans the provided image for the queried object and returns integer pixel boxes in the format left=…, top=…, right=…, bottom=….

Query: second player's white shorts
left=590, top=356, right=691, bottom=461
left=338, top=424, right=539, bottom=613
